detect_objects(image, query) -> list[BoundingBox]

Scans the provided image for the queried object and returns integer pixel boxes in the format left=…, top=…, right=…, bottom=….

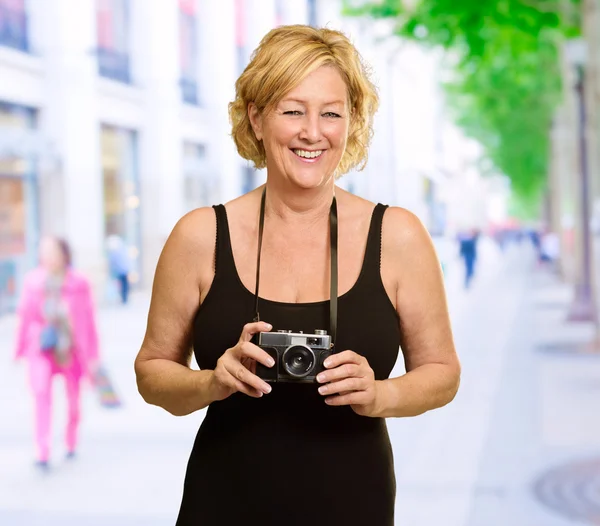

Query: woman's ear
left=248, top=103, right=263, bottom=141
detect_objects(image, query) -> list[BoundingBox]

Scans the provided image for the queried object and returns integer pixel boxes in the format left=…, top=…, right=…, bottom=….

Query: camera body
left=253, top=329, right=333, bottom=383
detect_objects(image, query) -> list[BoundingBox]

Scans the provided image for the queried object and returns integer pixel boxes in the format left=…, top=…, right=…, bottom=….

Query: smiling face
left=249, top=65, right=350, bottom=190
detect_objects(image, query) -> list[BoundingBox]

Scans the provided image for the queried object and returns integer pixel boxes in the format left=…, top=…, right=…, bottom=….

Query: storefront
left=100, top=125, right=141, bottom=287
left=0, top=102, right=39, bottom=314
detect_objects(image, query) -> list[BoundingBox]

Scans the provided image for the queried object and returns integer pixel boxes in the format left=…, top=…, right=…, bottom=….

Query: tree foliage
left=343, top=0, right=581, bottom=212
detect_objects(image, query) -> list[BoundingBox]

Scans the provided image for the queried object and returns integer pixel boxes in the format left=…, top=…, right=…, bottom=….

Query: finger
left=240, top=341, right=276, bottom=368
left=323, top=350, right=363, bottom=369
left=316, top=363, right=360, bottom=384
left=318, top=377, right=365, bottom=396
left=218, top=366, right=263, bottom=398
left=324, top=392, right=370, bottom=406
left=225, top=361, right=272, bottom=395
left=241, top=357, right=257, bottom=375
left=239, top=321, right=273, bottom=343
left=232, top=378, right=264, bottom=398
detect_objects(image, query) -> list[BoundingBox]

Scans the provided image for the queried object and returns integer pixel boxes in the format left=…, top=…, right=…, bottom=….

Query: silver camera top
left=258, top=329, right=331, bottom=350
left=275, top=329, right=328, bottom=335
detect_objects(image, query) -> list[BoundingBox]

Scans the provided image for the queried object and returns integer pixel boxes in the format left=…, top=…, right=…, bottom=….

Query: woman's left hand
left=316, top=350, right=381, bottom=417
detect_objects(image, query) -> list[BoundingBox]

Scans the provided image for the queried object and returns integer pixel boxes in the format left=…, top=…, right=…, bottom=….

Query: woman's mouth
left=292, top=149, right=324, bottom=162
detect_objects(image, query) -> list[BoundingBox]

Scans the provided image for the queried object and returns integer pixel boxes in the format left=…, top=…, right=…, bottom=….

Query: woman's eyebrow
left=280, top=98, right=345, bottom=106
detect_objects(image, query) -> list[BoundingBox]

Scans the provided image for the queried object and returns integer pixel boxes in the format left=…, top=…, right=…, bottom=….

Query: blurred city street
left=1, top=238, right=599, bottom=525
left=2, top=0, right=600, bottom=524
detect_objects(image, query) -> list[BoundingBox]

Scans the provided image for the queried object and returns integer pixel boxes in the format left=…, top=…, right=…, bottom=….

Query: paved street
left=1, top=238, right=599, bottom=525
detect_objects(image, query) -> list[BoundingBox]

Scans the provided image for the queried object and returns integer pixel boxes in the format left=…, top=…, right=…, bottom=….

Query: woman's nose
left=299, top=113, right=322, bottom=143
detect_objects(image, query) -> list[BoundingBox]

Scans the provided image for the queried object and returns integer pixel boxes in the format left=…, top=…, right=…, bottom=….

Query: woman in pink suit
left=14, top=236, right=99, bottom=469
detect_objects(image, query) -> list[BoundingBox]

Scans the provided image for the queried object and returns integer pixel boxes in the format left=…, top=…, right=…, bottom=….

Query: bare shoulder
left=222, top=187, right=262, bottom=225
left=168, top=206, right=216, bottom=252
left=382, top=206, right=435, bottom=254
left=160, top=207, right=217, bottom=294
left=334, top=187, right=377, bottom=222
left=381, top=206, right=441, bottom=294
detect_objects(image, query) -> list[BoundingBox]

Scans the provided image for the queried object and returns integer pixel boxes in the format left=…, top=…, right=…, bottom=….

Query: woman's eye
left=323, top=112, right=341, bottom=118
left=283, top=110, right=303, bottom=116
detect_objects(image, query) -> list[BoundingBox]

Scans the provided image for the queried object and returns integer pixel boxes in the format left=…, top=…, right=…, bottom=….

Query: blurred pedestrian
left=14, top=236, right=99, bottom=470
left=458, top=228, right=479, bottom=289
left=106, top=235, right=131, bottom=305
left=540, top=230, right=560, bottom=272
left=529, top=228, right=542, bottom=263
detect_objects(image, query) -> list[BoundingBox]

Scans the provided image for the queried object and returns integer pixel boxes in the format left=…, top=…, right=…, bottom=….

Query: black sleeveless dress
left=176, top=203, right=401, bottom=526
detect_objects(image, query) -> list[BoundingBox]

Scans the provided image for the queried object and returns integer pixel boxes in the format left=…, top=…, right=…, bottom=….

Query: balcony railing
left=0, top=4, right=29, bottom=52
left=97, top=47, right=131, bottom=84
left=180, top=77, right=199, bottom=105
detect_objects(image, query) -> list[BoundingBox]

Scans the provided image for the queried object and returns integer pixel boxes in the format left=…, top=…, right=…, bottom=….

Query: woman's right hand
left=208, top=321, right=275, bottom=402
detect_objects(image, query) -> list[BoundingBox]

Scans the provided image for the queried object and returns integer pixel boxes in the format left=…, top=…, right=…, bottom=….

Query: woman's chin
left=287, top=169, right=331, bottom=190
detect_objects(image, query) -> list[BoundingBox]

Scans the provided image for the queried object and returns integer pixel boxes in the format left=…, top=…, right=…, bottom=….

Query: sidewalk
left=469, top=271, right=600, bottom=526
left=465, top=255, right=600, bottom=525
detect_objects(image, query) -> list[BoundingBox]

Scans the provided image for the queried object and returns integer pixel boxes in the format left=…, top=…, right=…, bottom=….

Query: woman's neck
left=263, top=179, right=336, bottom=227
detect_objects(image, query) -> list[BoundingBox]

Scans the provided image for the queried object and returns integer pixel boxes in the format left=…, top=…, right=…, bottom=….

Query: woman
left=135, top=25, right=460, bottom=525
left=14, top=236, right=99, bottom=469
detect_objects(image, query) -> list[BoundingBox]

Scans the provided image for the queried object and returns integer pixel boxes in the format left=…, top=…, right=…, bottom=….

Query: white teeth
left=293, top=149, right=323, bottom=159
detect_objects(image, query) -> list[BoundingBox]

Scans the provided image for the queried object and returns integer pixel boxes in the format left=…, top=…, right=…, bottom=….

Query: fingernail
left=268, top=358, right=275, bottom=367
left=323, top=359, right=332, bottom=368
left=263, top=384, right=272, bottom=394
left=316, top=374, right=325, bottom=383
left=265, top=323, right=272, bottom=330
left=318, top=386, right=327, bottom=395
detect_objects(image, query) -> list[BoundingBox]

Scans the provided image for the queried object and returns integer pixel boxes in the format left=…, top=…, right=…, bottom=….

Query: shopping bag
left=92, top=366, right=122, bottom=408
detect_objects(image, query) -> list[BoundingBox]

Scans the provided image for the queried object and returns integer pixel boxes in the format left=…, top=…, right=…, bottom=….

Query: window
left=0, top=0, right=29, bottom=52
left=101, top=126, right=141, bottom=285
left=96, top=0, right=131, bottom=83
left=179, top=0, right=198, bottom=105
left=0, top=102, right=38, bottom=314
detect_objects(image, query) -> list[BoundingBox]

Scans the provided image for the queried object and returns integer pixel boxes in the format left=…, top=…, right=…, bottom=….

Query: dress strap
left=361, top=204, right=389, bottom=279
left=212, top=205, right=238, bottom=279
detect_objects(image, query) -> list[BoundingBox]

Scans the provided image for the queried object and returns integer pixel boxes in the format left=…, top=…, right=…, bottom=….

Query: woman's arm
left=134, top=207, right=219, bottom=417
left=374, top=207, right=461, bottom=418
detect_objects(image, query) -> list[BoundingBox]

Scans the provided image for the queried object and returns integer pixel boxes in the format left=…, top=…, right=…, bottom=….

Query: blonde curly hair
left=229, top=25, right=379, bottom=177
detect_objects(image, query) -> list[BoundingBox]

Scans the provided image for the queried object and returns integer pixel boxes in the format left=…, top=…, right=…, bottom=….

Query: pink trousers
left=28, top=355, right=82, bottom=462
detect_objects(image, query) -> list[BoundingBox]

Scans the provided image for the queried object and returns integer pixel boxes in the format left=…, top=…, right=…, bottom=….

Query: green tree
left=344, top=0, right=581, bottom=217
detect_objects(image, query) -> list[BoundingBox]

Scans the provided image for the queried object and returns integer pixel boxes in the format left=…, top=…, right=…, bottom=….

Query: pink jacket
left=14, top=268, right=99, bottom=376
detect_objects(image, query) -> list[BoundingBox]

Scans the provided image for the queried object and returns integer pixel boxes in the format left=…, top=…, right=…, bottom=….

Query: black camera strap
left=253, top=186, right=338, bottom=349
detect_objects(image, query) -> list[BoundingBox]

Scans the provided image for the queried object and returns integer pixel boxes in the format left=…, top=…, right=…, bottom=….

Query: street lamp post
left=565, top=38, right=598, bottom=326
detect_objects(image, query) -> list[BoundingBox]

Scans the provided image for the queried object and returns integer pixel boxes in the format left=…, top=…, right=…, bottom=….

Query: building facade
left=0, top=0, right=498, bottom=312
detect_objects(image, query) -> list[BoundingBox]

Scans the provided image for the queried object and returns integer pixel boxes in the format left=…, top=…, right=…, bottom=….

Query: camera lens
left=282, top=345, right=315, bottom=378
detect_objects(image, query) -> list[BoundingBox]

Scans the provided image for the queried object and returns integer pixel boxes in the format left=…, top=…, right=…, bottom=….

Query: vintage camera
left=254, top=329, right=333, bottom=383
